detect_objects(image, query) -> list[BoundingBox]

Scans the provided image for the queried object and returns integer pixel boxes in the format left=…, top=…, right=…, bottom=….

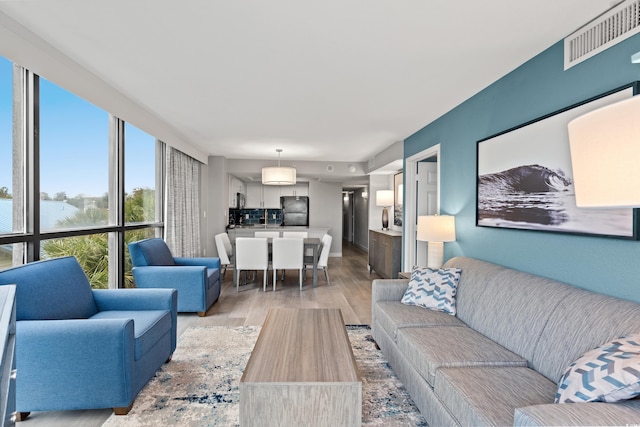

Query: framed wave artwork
left=476, top=82, right=640, bottom=240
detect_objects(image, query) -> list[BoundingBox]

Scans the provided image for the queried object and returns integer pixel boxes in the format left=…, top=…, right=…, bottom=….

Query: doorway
left=404, top=145, right=440, bottom=270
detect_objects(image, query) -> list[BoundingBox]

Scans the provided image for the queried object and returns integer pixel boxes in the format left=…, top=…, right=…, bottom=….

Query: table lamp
left=376, top=190, right=394, bottom=230
left=417, top=215, right=456, bottom=268
left=568, top=94, right=640, bottom=209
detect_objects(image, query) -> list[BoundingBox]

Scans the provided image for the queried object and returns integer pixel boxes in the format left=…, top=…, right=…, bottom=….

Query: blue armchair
left=0, top=256, right=177, bottom=419
left=128, top=238, right=221, bottom=316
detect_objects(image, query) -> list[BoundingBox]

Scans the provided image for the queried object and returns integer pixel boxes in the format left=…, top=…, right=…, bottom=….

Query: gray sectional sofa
left=371, top=256, right=640, bottom=426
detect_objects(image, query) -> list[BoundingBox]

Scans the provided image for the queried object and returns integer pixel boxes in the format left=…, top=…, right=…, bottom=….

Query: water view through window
left=0, top=57, right=162, bottom=287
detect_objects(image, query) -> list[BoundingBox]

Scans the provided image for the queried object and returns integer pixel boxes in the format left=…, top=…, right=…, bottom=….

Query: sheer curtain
left=164, top=146, right=201, bottom=257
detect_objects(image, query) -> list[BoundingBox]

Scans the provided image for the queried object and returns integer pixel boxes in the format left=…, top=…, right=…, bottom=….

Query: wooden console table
left=240, top=308, right=361, bottom=427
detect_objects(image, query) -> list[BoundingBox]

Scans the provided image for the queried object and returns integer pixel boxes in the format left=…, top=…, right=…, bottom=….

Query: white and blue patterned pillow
left=400, top=267, right=461, bottom=315
left=555, top=335, right=640, bottom=403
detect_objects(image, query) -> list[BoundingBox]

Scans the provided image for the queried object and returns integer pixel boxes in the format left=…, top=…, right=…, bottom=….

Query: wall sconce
left=375, top=190, right=394, bottom=231
left=416, top=215, right=456, bottom=268
left=362, top=189, right=368, bottom=199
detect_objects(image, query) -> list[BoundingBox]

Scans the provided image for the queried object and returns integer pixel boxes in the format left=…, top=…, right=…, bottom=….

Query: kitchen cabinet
left=280, top=183, right=308, bottom=197
left=229, top=175, right=245, bottom=208
left=246, top=183, right=280, bottom=208
left=369, top=230, right=402, bottom=279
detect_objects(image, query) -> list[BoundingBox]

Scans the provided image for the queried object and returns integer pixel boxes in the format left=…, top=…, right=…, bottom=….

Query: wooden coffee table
left=240, top=308, right=362, bottom=427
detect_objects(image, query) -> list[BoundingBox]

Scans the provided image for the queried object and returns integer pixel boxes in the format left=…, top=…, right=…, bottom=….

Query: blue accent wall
left=405, top=34, right=640, bottom=303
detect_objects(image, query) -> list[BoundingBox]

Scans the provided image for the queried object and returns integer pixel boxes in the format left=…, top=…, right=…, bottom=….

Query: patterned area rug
left=102, top=325, right=427, bottom=426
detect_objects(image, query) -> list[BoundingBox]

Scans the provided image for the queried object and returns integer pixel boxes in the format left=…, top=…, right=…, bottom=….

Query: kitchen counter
left=227, top=226, right=330, bottom=240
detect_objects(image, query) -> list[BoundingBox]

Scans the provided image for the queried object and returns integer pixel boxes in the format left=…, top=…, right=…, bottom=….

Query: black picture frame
left=476, top=82, right=640, bottom=240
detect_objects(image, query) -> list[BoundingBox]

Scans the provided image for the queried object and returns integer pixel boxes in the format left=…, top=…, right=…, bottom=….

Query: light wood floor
left=22, top=241, right=377, bottom=427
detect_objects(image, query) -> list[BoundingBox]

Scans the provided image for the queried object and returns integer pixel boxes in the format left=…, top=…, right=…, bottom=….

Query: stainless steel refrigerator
left=280, top=196, right=309, bottom=226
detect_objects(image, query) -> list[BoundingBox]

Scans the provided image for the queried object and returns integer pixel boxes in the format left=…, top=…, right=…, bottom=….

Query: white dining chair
left=214, top=232, right=234, bottom=278
left=234, top=237, right=269, bottom=292
left=271, top=237, right=304, bottom=291
left=282, top=231, right=308, bottom=238
left=254, top=231, right=280, bottom=238
left=305, top=233, right=332, bottom=285
left=283, top=231, right=312, bottom=257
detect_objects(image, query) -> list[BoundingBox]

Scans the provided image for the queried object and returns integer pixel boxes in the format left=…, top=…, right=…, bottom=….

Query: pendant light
left=262, top=149, right=296, bottom=185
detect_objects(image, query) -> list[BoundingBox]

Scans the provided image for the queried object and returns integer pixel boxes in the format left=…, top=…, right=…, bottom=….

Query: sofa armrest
left=514, top=401, right=640, bottom=426
left=175, top=257, right=220, bottom=269
left=372, top=279, right=410, bottom=302
left=93, top=288, right=177, bottom=312
left=16, top=318, right=137, bottom=409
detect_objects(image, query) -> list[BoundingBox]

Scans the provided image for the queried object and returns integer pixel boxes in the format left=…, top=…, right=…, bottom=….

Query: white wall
left=308, top=180, right=343, bottom=257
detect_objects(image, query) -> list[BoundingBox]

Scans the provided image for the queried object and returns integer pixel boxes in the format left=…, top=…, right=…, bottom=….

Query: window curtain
left=164, top=146, right=201, bottom=257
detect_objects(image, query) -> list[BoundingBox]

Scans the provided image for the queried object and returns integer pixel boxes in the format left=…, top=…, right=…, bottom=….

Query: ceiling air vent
left=564, top=0, right=640, bottom=70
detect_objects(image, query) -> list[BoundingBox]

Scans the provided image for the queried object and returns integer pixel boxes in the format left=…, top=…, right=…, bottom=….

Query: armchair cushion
left=0, top=256, right=98, bottom=320
left=129, top=238, right=176, bottom=266
left=91, top=310, right=172, bottom=360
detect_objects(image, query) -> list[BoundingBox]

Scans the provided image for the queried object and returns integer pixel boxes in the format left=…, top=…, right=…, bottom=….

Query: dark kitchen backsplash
left=229, top=208, right=282, bottom=226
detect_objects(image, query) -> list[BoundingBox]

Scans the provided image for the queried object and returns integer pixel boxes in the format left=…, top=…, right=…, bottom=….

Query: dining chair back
left=271, top=237, right=304, bottom=291
left=214, top=232, right=234, bottom=277
left=254, top=231, right=280, bottom=238
left=282, top=231, right=308, bottom=238
left=305, top=233, right=333, bottom=286
left=235, top=237, right=269, bottom=291
left=283, top=231, right=312, bottom=257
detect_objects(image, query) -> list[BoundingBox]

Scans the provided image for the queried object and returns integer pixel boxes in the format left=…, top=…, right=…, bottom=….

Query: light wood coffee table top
left=240, top=307, right=362, bottom=427
left=241, top=307, right=360, bottom=383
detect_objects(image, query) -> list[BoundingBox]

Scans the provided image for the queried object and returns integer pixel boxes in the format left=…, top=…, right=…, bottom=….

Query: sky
left=1, top=55, right=155, bottom=198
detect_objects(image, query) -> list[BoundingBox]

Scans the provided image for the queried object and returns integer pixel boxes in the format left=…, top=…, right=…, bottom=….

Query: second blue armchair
left=129, top=238, right=221, bottom=316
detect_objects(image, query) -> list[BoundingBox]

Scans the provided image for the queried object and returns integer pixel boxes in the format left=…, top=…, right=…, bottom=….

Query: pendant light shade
left=262, top=149, right=296, bottom=185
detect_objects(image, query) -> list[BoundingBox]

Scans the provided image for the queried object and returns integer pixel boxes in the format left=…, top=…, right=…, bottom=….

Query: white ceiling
left=0, top=0, right=616, bottom=171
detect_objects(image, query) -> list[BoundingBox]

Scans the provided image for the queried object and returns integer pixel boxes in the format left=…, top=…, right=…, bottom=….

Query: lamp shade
left=261, top=166, right=296, bottom=185
left=568, top=95, right=640, bottom=208
left=375, top=190, right=394, bottom=207
left=416, top=215, right=456, bottom=242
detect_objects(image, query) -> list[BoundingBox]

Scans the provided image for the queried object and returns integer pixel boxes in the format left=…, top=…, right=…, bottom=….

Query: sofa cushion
left=435, top=366, right=556, bottom=426
left=90, top=310, right=171, bottom=360
left=374, top=300, right=464, bottom=342
left=531, top=288, right=640, bottom=383
left=397, top=326, right=527, bottom=387
left=401, top=267, right=461, bottom=315
left=444, top=257, right=577, bottom=364
left=555, top=335, right=640, bottom=403
left=515, top=400, right=640, bottom=426
left=0, top=256, right=98, bottom=320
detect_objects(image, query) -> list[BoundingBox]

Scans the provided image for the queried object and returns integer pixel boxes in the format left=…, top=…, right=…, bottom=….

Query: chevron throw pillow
left=555, top=335, right=640, bottom=403
left=400, top=267, right=461, bottom=315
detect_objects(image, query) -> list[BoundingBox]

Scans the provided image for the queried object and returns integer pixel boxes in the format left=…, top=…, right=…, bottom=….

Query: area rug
left=102, top=325, right=427, bottom=426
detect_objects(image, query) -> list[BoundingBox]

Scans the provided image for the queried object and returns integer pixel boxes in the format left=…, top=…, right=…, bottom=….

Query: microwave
left=236, top=192, right=246, bottom=209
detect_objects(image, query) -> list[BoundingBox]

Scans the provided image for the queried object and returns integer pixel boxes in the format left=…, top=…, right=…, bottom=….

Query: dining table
left=233, top=237, right=323, bottom=287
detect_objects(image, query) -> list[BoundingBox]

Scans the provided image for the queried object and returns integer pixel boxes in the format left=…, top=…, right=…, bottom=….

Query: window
left=125, top=123, right=157, bottom=224
left=0, top=55, right=167, bottom=285
left=0, top=57, right=13, bottom=270
left=39, top=77, right=110, bottom=231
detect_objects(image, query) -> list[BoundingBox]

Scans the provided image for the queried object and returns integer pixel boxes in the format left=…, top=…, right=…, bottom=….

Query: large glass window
left=125, top=123, right=157, bottom=224
left=0, top=58, right=13, bottom=269
left=0, top=55, right=166, bottom=285
left=39, top=77, right=110, bottom=231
